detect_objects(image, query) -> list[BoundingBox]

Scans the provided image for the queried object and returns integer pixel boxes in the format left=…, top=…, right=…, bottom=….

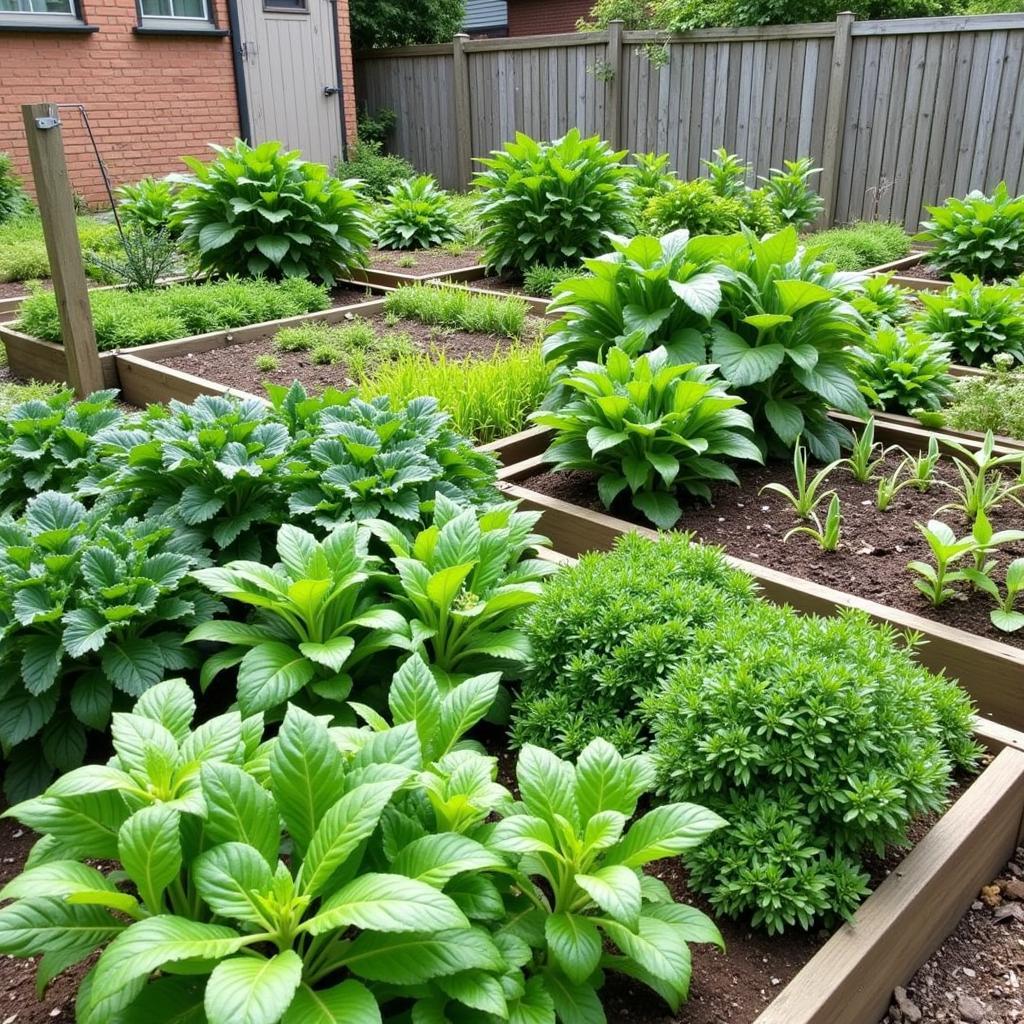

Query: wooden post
left=818, top=12, right=855, bottom=228
left=604, top=19, right=624, bottom=149
left=452, top=33, right=473, bottom=187
left=21, top=103, right=104, bottom=397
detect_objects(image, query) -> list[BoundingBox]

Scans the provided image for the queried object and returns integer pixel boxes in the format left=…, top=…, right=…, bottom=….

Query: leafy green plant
left=115, top=176, right=180, bottom=233
left=917, top=183, right=1024, bottom=280
left=902, top=435, right=942, bottom=493
left=784, top=492, right=842, bottom=550
left=875, top=464, right=903, bottom=511
left=943, top=363, right=1024, bottom=441
left=805, top=221, right=912, bottom=271
left=0, top=152, right=32, bottom=224
left=0, top=216, right=122, bottom=284
left=383, top=283, right=529, bottom=338
left=523, top=263, right=578, bottom=298
left=914, top=275, right=1024, bottom=368
left=367, top=495, right=555, bottom=682
left=760, top=443, right=839, bottom=519
left=908, top=519, right=978, bottom=605
left=533, top=344, right=761, bottom=528
left=965, top=557, right=1024, bottom=632
left=839, top=418, right=892, bottom=483
left=274, top=319, right=412, bottom=374
left=171, top=139, right=373, bottom=284
left=646, top=599, right=981, bottom=933
left=644, top=178, right=779, bottom=236
left=0, top=494, right=220, bottom=799
left=850, top=325, right=954, bottom=414
left=188, top=522, right=407, bottom=716
left=712, top=226, right=871, bottom=460
left=512, top=532, right=758, bottom=757
left=964, top=507, right=1024, bottom=578
left=629, top=150, right=677, bottom=209
left=543, top=231, right=727, bottom=368
left=335, top=139, right=416, bottom=202
left=937, top=432, right=1024, bottom=522
left=356, top=104, right=397, bottom=147
left=85, top=224, right=178, bottom=291
left=17, top=276, right=328, bottom=350
left=760, top=157, right=823, bottom=228
left=289, top=395, right=499, bottom=533
left=852, top=273, right=915, bottom=331
left=472, top=130, right=635, bottom=275
left=703, top=148, right=750, bottom=197
left=255, top=353, right=279, bottom=372
left=375, top=175, right=461, bottom=250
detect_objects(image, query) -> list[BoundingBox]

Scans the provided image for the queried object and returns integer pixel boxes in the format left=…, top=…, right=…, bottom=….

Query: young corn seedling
left=840, top=419, right=891, bottom=484
left=907, top=519, right=977, bottom=606
left=938, top=432, right=1024, bottom=522
left=876, top=462, right=905, bottom=512
left=762, top=444, right=840, bottom=520
left=784, top=493, right=842, bottom=551
left=963, top=558, right=1024, bottom=633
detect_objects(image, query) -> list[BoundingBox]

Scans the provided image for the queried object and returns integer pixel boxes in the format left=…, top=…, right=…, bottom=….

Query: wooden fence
left=355, top=13, right=1024, bottom=229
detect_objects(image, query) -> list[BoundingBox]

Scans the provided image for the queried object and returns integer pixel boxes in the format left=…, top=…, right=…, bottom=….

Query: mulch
left=366, top=247, right=484, bottom=275
left=522, top=448, right=1024, bottom=650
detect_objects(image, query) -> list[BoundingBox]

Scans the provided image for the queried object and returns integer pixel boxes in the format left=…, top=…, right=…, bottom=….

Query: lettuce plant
left=472, top=130, right=635, bottom=275
left=850, top=325, right=954, bottom=414
left=188, top=523, right=407, bottom=717
left=534, top=344, right=761, bottom=528
left=171, top=139, right=373, bottom=284
left=367, top=495, right=556, bottom=683
left=0, top=493, right=219, bottom=799
left=375, top=174, right=461, bottom=250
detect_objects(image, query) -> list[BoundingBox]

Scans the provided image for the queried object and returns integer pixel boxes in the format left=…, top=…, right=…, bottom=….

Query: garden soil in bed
left=159, top=310, right=527, bottom=393
left=893, top=259, right=952, bottom=284
left=522, top=451, right=1024, bottom=650
left=366, top=247, right=483, bottom=275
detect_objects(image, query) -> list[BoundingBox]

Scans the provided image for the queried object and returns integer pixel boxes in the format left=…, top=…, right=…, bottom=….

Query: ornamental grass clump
left=645, top=600, right=981, bottom=934
left=383, top=283, right=528, bottom=339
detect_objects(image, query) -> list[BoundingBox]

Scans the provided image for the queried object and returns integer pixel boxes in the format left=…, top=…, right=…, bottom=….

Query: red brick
left=507, top=0, right=592, bottom=36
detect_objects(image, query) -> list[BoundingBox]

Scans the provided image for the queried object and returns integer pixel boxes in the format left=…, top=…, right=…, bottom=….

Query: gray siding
left=463, top=0, right=507, bottom=31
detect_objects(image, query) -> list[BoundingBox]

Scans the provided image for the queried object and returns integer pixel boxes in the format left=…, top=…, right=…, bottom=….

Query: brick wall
left=507, top=0, right=592, bottom=36
left=336, top=0, right=358, bottom=148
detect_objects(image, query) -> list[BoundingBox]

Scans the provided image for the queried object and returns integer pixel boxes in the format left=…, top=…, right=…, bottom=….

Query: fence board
left=355, top=13, right=1024, bottom=228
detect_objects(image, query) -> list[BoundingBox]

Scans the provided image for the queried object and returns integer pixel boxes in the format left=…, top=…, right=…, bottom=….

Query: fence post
left=21, top=103, right=104, bottom=397
left=452, top=33, right=473, bottom=187
left=819, top=11, right=855, bottom=227
left=604, top=19, right=624, bottom=149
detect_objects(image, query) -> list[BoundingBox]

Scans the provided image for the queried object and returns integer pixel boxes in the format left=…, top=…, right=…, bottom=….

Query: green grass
left=0, top=378, right=64, bottom=413
left=805, top=221, right=913, bottom=271
left=0, top=215, right=123, bottom=283
left=273, top=319, right=413, bottom=374
left=382, top=284, right=528, bottom=339
left=359, top=342, right=548, bottom=442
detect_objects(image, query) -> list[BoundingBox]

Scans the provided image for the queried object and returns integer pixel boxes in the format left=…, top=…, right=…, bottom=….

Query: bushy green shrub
left=533, top=344, right=761, bottom=527
left=851, top=325, right=953, bottom=414
left=942, top=364, right=1024, bottom=440
left=17, top=276, right=328, bottom=350
left=383, top=283, right=529, bottom=338
left=473, top=130, right=635, bottom=275
left=917, top=183, right=1024, bottom=280
left=115, top=176, right=179, bottom=233
left=646, top=600, right=981, bottom=933
left=645, top=178, right=779, bottom=236
left=760, top=157, right=823, bottom=228
left=336, top=139, right=415, bottom=201
left=806, top=221, right=913, bottom=271
left=512, top=532, right=759, bottom=757
left=523, top=263, right=578, bottom=298
left=171, top=140, right=373, bottom=284
left=0, top=217, right=122, bottom=283
left=357, top=104, right=397, bottom=147
left=0, top=152, right=31, bottom=224
left=852, top=271, right=915, bottom=329
left=628, top=150, right=678, bottom=210
left=375, top=175, right=460, bottom=250
left=914, top=275, right=1024, bottom=367
left=703, top=148, right=750, bottom=197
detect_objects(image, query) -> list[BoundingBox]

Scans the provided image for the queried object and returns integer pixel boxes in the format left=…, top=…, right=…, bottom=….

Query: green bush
left=646, top=599, right=981, bottom=933
left=512, top=532, right=760, bottom=757
left=0, top=152, right=31, bottom=224
left=914, top=275, right=1024, bottom=367
left=645, top=178, right=779, bottom=236
left=473, top=130, right=636, bottom=275
left=336, top=139, right=415, bottom=201
left=375, top=175, right=460, bottom=250
left=917, top=183, right=1024, bottom=280
left=0, top=216, right=122, bottom=283
left=522, top=263, right=578, bottom=298
left=850, top=325, right=954, bottom=414
left=171, top=139, right=373, bottom=284
left=383, top=283, right=529, bottom=338
left=943, top=364, right=1024, bottom=440
left=356, top=104, right=397, bottom=147
left=115, top=176, right=179, bottom=233
left=806, top=221, right=913, bottom=271
left=852, top=271, right=915, bottom=329
left=760, top=157, right=823, bottom=228
left=17, top=276, right=328, bottom=350
left=628, top=150, right=678, bottom=210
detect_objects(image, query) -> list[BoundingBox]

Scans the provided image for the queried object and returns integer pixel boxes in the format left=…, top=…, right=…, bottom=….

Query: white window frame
left=137, top=0, right=222, bottom=33
left=0, top=0, right=86, bottom=29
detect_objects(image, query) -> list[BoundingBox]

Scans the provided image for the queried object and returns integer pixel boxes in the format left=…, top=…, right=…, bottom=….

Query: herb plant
left=523, top=263, right=578, bottom=299
left=838, top=418, right=889, bottom=483
left=472, top=130, right=635, bottom=275
left=937, top=432, right=1024, bottom=522
left=533, top=344, right=761, bottom=528
left=171, top=140, right=373, bottom=284
left=383, top=283, right=529, bottom=339
left=702, top=148, right=750, bottom=197
left=784, top=492, right=842, bottom=550
left=853, top=272, right=915, bottom=329
left=760, top=444, right=838, bottom=519
left=644, top=179, right=779, bottom=237
left=908, top=519, right=980, bottom=605
left=116, top=176, right=179, bottom=234
left=851, top=326, right=954, bottom=414
left=943, top=363, right=1024, bottom=441
left=375, top=175, right=461, bottom=250
left=85, top=223, right=178, bottom=292
left=760, top=157, right=823, bottom=228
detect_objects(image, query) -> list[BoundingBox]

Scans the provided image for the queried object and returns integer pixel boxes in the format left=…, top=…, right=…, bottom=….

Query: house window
left=264, top=0, right=307, bottom=11
left=135, top=0, right=226, bottom=33
left=0, top=0, right=89, bottom=27
left=0, top=0, right=76, bottom=11
left=140, top=0, right=210, bottom=18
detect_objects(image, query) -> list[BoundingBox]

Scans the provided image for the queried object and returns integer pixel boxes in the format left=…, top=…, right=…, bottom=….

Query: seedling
left=876, top=463, right=904, bottom=511
left=967, top=507, right=1024, bottom=576
left=964, top=558, right=1024, bottom=632
left=938, top=432, right=1024, bottom=522
left=903, top=436, right=941, bottom=493
left=784, top=493, right=842, bottom=551
left=840, top=419, right=890, bottom=484
left=907, top=519, right=977, bottom=606
left=761, top=444, right=839, bottom=520
left=254, top=353, right=278, bottom=372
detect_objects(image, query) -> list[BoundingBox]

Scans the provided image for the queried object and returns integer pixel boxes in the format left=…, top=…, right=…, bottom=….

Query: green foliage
left=805, top=221, right=912, bottom=271
left=0, top=497, right=220, bottom=799
left=17, top=276, right=328, bottom=350
left=533, top=344, right=761, bottom=528
left=851, top=325, right=954, bottom=414
left=274, top=319, right=413, bottom=375
left=760, top=443, right=838, bottom=520
left=360, top=343, right=549, bottom=443
left=644, top=178, right=780, bottom=236
left=473, top=130, right=635, bottom=275
left=914, top=275, right=1024, bottom=368
left=375, top=175, right=461, bottom=251
left=356, top=104, right=397, bottom=147
left=254, top=353, right=279, bottom=372
left=349, top=0, right=465, bottom=48
left=646, top=599, right=981, bottom=934
left=712, top=226, right=871, bottom=460
left=0, top=380, right=63, bottom=416
left=783, top=491, right=842, bottom=550
left=367, top=495, right=555, bottom=680
left=115, top=176, right=179, bottom=234
left=851, top=272, right=915, bottom=329
left=917, top=183, right=1024, bottom=280
left=0, top=152, right=32, bottom=224
left=523, top=264, right=578, bottom=298
left=84, top=224, right=178, bottom=292
left=628, top=151, right=678, bottom=209
left=171, top=140, right=373, bottom=284
left=909, top=517, right=994, bottom=606
left=335, top=140, right=416, bottom=202
left=703, top=148, right=750, bottom=198
left=966, top=556, right=1024, bottom=633
left=935, top=432, right=1024, bottom=524
left=383, top=283, right=528, bottom=338
left=0, top=216, right=122, bottom=284
left=760, top=158, right=823, bottom=228
left=512, top=532, right=758, bottom=757
left=943, top=364, right=1024, bottom=441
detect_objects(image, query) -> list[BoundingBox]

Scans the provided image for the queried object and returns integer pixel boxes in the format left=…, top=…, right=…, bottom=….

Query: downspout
left=327, top=0, right=350, bottom=161
left=226, top=0, right=252, bottom=142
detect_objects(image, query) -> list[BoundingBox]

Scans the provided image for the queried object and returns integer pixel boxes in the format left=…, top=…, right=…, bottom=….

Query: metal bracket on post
left=34, top=116, right=61, bottom=130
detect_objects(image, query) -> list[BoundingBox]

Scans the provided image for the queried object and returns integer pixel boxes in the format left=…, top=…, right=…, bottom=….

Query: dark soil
left=895, top=258, right=952, bottom=283
left=159, top=310, right=523, bottom=394
left=366, top=247, right=483, bottom=275
left=328, top=283, right=377, bottom=308
left=0, top=282, right=29, bottom=300
left=522, top=449, right=1024, bottom=649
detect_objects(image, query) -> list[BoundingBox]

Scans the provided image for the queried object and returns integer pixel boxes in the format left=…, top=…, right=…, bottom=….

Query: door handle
left=323, top=85, right=340, bottom=97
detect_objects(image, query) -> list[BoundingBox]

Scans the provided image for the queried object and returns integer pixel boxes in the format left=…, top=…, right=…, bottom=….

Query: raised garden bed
left=349, top=254, right=486, bottom=290
left=867, top=251, right=952, bottom=292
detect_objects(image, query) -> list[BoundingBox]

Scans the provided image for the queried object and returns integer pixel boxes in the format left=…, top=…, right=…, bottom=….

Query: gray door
left=234, top=0, right=344, bottom=167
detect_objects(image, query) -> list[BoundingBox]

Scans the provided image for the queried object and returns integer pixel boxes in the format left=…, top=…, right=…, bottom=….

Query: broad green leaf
left=281, top=981, right=381, bottom=1024
left=517, top=745, right=578, bottom=831
left=764, top=399, right=805, bottom=445
left=600, top=915, right=692, bottom=991
left=201, top=762, right=280, bottom=866
left=299, top=637, right=355, bottom=673
left=133, top=679, right=196, bottom=744
left=774, top=278, right=832, bottom=314
left=607, top=803, right=727, bottom=867
left=118, top=805, right=182, bottom=914
left=545, top=913, right=601, bottom=985
left=437, top=968, right=509, bottom=1017
left=575, top=865, right=642, bottom=928
left=194, top=843, right=275, bottom=925
left=543, top=968, right=604, bottom=1024
left=389, top=833, right=505, bottom=887
left=0, top=860, right=114, bottom=902
left=237, top=642, right=315, bottom=714
left=388, top=655, right=441, bottom=753
left=709, top=327, right=785, bottom=386
left=119, top=976, right=206, bottom=1024
left=668, top=273, right=722, bottom=318
left=205, top=950, right=303, bottom=1024
left=342, top=928, right=504, bottom=984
